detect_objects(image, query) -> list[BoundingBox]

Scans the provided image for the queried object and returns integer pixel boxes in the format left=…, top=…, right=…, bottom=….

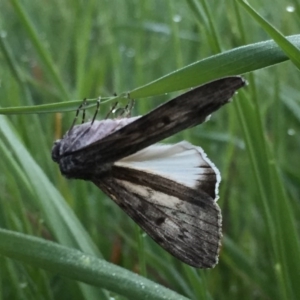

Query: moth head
left=51, top=123, right=94, bottom=165
left=51, top=139, right=62, bottom=163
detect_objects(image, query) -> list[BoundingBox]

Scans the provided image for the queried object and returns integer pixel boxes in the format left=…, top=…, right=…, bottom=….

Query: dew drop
left=0, top=30, right=7, bottom=38
left=126, top=48, right=136, bottom=58
left=286, top=5, right=295, bottom=12
left=173, top=15, right=182, bottom=23
left=287, top=128, right=295, bottom=135
left=19, top=282, right=28, bottom=289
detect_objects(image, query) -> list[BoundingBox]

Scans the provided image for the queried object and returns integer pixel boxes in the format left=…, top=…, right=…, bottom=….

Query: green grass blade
left=10, top=0, right=69, bottom=98
left=0, top=229, right=189, bottom=300
left=130, top=35, right=300, bottom=97
left=235, top=87, right=300, bottom=299
left=0, top=115, right=106, bottom=299
left=1, top=35, right=300, bottom=115
left=1, top=1, right=299, bottom=299
left=237, top=0, right=300, bottom=69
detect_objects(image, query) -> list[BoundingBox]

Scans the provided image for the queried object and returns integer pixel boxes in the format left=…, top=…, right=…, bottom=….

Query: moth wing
left=92, top=142, right=222, bottom=268
left=117, top=141, right=221, bottom=200
left=76, top=77, right=245, bottom=164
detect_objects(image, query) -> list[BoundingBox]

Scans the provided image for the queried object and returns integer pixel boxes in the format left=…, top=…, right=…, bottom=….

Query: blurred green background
left=0, top=1, right=300, bottom=299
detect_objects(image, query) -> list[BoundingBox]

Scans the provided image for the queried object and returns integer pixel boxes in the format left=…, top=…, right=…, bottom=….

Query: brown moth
left=52, top=76, right=245, bottom=268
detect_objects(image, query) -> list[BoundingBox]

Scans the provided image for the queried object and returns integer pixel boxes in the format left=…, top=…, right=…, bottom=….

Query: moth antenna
left=91, top=97, right=101, bottom=125
left=105, top=102, right=119, bottom=119
left=68, top=98, right=87, bottom=134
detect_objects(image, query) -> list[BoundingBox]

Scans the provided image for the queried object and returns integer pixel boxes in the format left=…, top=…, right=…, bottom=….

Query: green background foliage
left=0, top=1, right=299, bottom=299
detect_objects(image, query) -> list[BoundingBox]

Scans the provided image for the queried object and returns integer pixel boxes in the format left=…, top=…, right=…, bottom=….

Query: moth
left=52, top=76, right=245, bottom=268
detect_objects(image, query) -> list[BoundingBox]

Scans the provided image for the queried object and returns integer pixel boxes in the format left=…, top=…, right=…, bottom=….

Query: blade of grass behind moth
left=182, top=266, right=208, bottom=300
left=0, top=116, right=107, bottom=300
left=235, top=87, right=300, bottom=299
left=186, top=0, right=222, bottom=53
left=234, top=91, right=283, bottom=297
left=135, top=225, right=147, bottom=277
left=73, top=1, right=97, bottom=97
left=10, top=0, right=69, bottom=98
left=237, top=0, right=300, bottom=69
left=222, top=236, right=272, bottom=298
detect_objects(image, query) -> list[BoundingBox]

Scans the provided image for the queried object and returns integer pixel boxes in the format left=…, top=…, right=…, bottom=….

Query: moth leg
left=105, top=102, right=119, bottom=119
left=113, top=99, right=135, bottom=118
left=91, top=97, right=101, bottom=125
left=68, top=98, right=87, bottom=133
left=123, top=99, right=135, bottom=117
left=122, top=92, right=134, bottom=117
left=114, top=107, right=126, bottom=117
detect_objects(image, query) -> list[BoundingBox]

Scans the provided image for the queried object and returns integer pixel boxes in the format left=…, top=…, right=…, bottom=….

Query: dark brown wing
left=70, top=77, right=245, bottom=164
left=93, top=165, right=222, bottom=268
